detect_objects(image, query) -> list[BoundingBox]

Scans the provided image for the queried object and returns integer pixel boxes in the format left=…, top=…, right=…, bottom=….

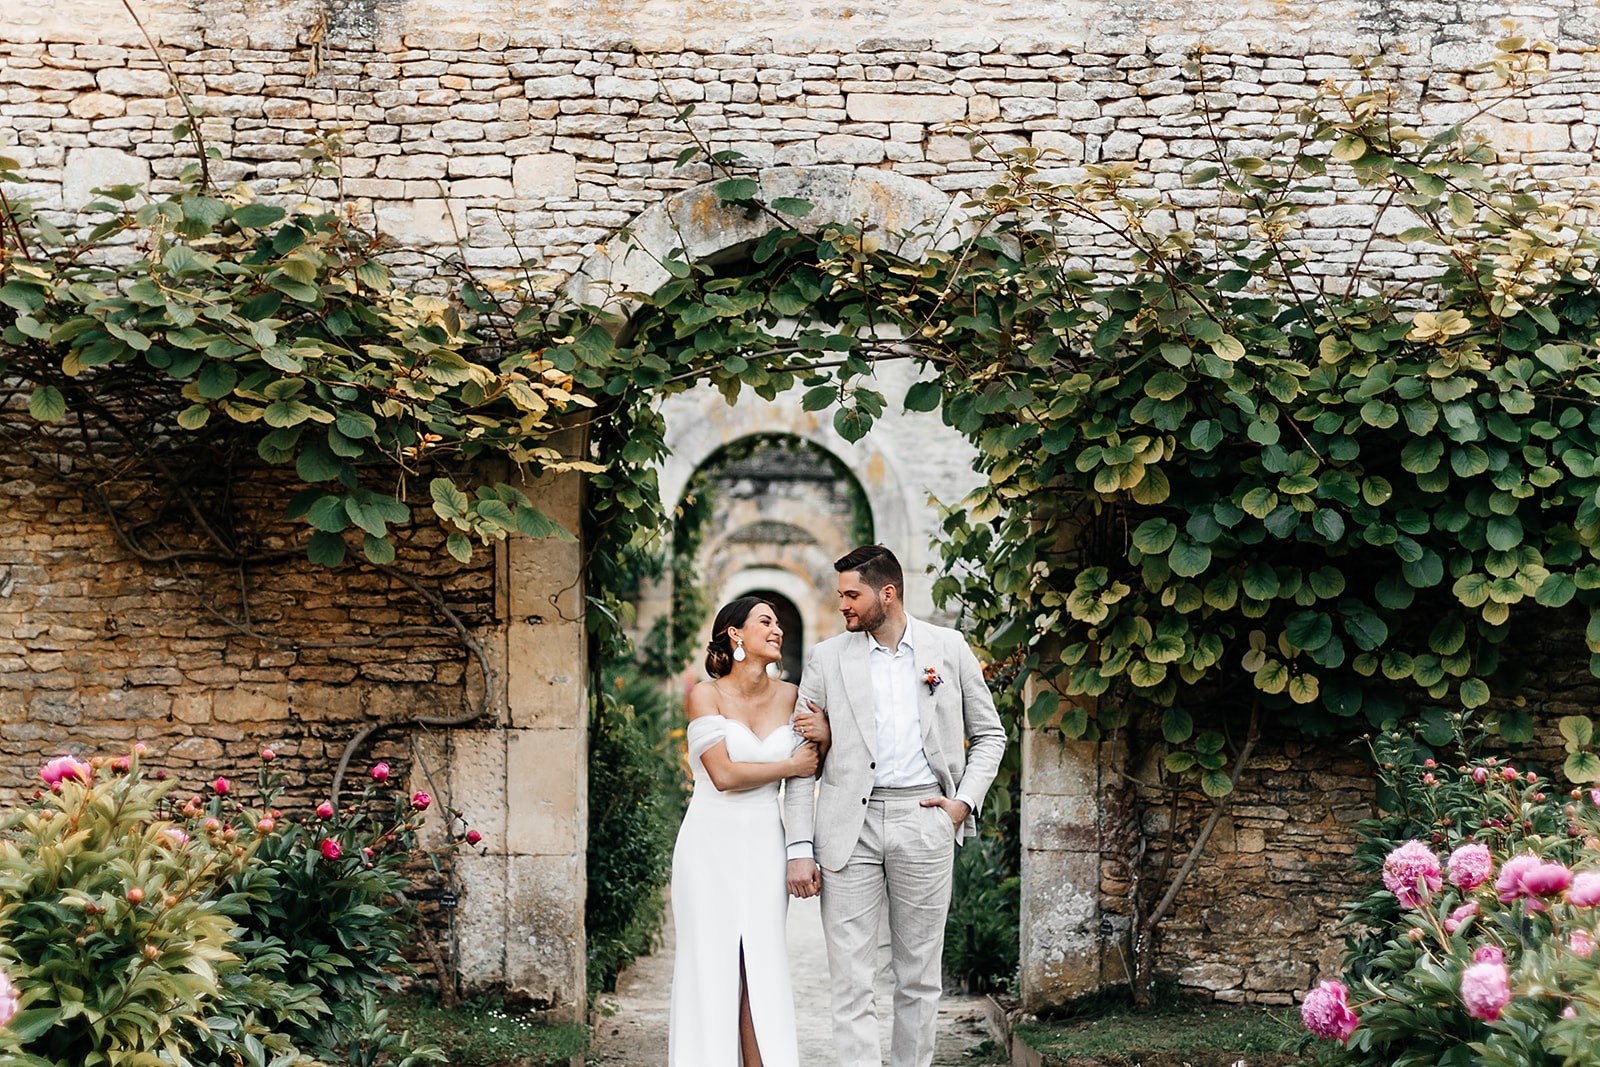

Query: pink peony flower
left=213, top=777, right=230, bottom=795
left=1448, top=843, right=1493, bottom=891
left=466, top=829, right=483, bottom=846
left=1461, top=959, right=1511, bottom=1022
left=160, top=827, right=190, bottom=847
left=1383, top=840, right=1443, bottom=908
left=1496, top=854, right=1543, bottom=904
left=0, top=966, right=18, bottom=1029
left=1473, top=767, right=1489, bottom=784
left=411, top=791, right=431, bottom=811
left=1522, top=862, right=1573, bottom=898
left=1301, top=980, right=1359, bottom=1043
left=1564, top=1005, right=1578, bottom=1018
left=371, top=762, right=390, bottom=782
left=1591, top=788, right=1600, bottom=807
left=316, top=801, right=334, bottom=820
left=1474, top=944, right=1505, bottom=965
left=1570, top=930, right=1595, bottom=959
left=1445, top=901, right=1478, bottom=935
left=261, top=748, right=276, bottom=761
left=39, top=755, right=91, bottom=786
left=1568, top=871, right=1600, bottom=908
left=320, top=838, right=342, bottom=861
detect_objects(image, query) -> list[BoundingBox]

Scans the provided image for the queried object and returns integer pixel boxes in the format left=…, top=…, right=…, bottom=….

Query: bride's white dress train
left=668, top=714, right=801, bottom=1067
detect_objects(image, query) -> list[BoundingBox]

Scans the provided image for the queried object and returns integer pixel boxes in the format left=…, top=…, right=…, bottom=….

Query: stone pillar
left=1020, top=716, right=1115, bottom=1011
left=451, top=461, right=588, bottom=1019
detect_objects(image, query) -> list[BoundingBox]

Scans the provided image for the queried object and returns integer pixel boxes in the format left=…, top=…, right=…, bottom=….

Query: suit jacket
left=783, top=616, right=1008, bottom=872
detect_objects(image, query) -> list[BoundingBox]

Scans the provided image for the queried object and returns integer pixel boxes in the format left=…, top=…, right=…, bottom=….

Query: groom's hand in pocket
left=920, top=796, right=971, bottom=833
left=787, top=859, right=821, bottom=898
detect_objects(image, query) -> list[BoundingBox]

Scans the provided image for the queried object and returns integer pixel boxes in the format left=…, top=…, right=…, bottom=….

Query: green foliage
left=0, top=146, right=592, bottom=569
left=585, top=668, right=685, bottom=1000
left=943, top=827, right=1019, bottom=993
left=1298, top=718, right=1600, bottom=1066
left=387, top=991, right=587, bottom=1066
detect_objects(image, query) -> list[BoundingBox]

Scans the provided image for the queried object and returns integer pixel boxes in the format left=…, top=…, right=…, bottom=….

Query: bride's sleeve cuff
left=786, top=841, right=814, bottom=861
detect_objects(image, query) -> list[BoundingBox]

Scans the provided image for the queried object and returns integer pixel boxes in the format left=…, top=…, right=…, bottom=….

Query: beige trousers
left=819, top=786, right=956, bottom=1067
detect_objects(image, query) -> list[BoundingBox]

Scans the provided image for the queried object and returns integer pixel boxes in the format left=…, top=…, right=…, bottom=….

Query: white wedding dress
left=668, top=714, right=801, bottom=1067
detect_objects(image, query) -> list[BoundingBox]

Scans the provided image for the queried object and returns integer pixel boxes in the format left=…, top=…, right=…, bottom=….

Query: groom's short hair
left=835, top=544, right=903, bottom=596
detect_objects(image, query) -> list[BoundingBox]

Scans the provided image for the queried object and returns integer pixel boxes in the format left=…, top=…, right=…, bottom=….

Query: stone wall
left=9, top=0, right=1600, bottom=1011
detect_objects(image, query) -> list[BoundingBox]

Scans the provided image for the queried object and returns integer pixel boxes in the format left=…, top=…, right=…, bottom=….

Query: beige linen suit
left=783, top=617, right=1007, bottom=1067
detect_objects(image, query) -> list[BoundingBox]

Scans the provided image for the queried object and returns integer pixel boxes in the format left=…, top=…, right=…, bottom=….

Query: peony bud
left=371, top=762, right=391, bottom=782
left=316, top=801, right=334, bottom=820
left=411, top=791, right=431, bottom=811
left=320, top=838, right=342, bottom=861
left=133, top=741, right=148, bottom=755
left=213, top=777, right=230, bottom=795
left=1473, top=767, right=1489, bottom=784
left=261, top=748, right=276, bottom=761
left=466, top=829, right=483, bottom=846
left=126, top=886, right=145, bottom=905
left=257, top=817, right=276, bottom=833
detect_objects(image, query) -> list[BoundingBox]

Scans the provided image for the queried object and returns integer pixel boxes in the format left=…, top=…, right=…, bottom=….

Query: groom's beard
left=844, top=597, right=887, bottom=634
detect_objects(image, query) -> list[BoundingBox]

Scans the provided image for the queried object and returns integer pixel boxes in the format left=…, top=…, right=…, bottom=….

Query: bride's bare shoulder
left=685, top=680, right=722, bottom=719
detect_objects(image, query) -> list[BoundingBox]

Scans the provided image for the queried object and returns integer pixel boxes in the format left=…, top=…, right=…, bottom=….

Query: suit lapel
left=911, top=619, right=947, bottom=766
left=840, top=633, right=877, bottom=759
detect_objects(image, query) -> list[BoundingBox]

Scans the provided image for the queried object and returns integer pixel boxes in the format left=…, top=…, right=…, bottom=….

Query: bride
left=668, top=595, right=829, bottom=1067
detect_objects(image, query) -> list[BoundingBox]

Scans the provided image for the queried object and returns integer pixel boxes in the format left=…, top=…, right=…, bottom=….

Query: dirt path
left=588, top=893, right=998, bottom=1065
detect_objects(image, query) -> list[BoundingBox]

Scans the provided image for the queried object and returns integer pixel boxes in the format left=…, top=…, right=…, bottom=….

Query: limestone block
left=375, top=154, right=449, bottom=180
left=373, top=199, right=466, bottom=245
left=454, top=850, right=508, bottom=987
left=62, top=147, right=148, bottom=209
left=1022, top=727, right=1099, bottom=797
left=504, top=727, right=582, bottom=855
left=450, top=177, right=515, bottom=199
left=448, top=729, right=509, bottom=845
left=506, top=621, right=585, bottom=729
left=68, top=92, right=126, bottom=119
left=846, top=93, right=966, bottom=124
left=95, top=68, right=171, bottom=96
left=212, top=685, right=291, bottom=723
left=506, top=852, right=585, bottom=1018
left=512, top=152, right=577, bottom=199
left=524, top=75, right=591, bottom=99
left=1033, top=130, right=1086, bottom=161
left=815, top=134, right=886, bottom=164
left=926, top=134, right=974, bottom=162
left=1020, top=846, right=1102, bottom=1010
left=1020, top=791, right=1100, bottom=852
left=594, top=75, right=657, bottom=100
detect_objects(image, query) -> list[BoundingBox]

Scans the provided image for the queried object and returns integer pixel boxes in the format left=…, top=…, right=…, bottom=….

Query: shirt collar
left=867, top=618, right=916, bottom=656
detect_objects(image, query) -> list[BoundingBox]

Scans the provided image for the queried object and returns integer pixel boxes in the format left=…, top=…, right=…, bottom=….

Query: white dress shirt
left=868, top=628, right=938, bottom=788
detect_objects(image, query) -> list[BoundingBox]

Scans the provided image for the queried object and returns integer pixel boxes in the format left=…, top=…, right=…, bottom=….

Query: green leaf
left=1485, top=514, right=1523, bottom=552
left=1564, top=750, right=1600, bottom=783
left=802, top=384, right=837, bottom=411
left=28, top=384, right=66, bottom=422
left=446, top=533, right=474, bottom=563
left=1027, top=689, right=1060, bottom=728
left=1162, top=707, right=1194, bottom=744
left=1168, top=537, right=1212, bottom=577
left=1560, top=715, right=1595, bottom=749
left=176, top=403, right=211, bottom=430
left=430, top=477, right=471, bottom=521
left=1285, top=611, right=1333, bottom=651
left=1132, top=518, right=1178, bottom=554
left=232, top=202, right=287, bottom=228
left=306, top=530, right=347, bottom=567
left=1200, top=770, right=1234, bottom=798
left=1536, top=573, right=1577, bottom=608
left=904, top=380, right=941, bottom=412
left=362, top=533, right=396, bottom=564
left=5, top=1007, right=62, bottom=1042
left=305, top=494, right=350, bottom=533
left=770, top=196, right=814, bottom=217
left=714, top=177, right=760, bottom=201
left=1497, top=707, right=1535, bottom=743
left=1459, top=677, right=1491, bottom=709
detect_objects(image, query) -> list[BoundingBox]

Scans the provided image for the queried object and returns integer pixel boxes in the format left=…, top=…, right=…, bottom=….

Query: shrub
left=0, top=745, right=476, bottom=1066
left=585, top=668, right=683, bottom=1000
left=944, top=825, right=1020, bottom=994
left=1297, top=717, right=1600, bottom=1066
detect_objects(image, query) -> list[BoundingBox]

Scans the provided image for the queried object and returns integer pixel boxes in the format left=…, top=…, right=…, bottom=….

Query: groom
left=784, top=544, right=1007, bottom=1067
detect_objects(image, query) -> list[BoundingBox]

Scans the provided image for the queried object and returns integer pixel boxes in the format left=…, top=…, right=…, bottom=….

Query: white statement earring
left=732, top=637, right=746, bottom=662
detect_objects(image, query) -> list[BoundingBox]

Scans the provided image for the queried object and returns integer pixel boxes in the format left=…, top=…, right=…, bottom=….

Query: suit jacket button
left=861, top=797, right=868, bottom=805
left=869, top=761, right=876, bottom=769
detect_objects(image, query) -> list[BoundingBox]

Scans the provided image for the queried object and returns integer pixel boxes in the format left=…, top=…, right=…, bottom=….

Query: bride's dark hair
left=705, top=595, right=768, bottom=678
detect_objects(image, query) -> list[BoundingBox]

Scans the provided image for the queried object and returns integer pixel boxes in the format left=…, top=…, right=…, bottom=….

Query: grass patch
left=1015, top=989, right=1299, bottom=1063
left=388, top=991, right=587, bottom=1066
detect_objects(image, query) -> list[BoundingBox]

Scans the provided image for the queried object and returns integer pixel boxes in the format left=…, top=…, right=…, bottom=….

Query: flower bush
left=1297, top=718, right=1600, bottom=1066
left=0, top=744, right=483, bottom=1066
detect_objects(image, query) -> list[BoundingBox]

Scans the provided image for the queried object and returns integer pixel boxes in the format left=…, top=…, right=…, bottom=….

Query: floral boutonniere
left=924, top=667, right=943, bottom=694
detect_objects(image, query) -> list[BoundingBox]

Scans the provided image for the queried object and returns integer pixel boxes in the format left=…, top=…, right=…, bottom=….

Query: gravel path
left=588, top=892, right=999, bottom=1065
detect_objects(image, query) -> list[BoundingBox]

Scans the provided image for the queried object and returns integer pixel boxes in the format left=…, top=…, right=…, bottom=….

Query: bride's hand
left=790, top=742, right=820, bottom=777
left=793, top=703, right=830, bottom=748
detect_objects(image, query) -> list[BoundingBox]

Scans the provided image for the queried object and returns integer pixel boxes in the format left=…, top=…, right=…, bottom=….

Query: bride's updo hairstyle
left=705, top=595, right=767, bottom=678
